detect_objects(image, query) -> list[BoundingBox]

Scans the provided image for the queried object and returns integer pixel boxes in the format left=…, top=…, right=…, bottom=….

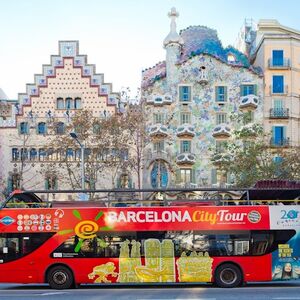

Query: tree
left=45, top=109, right=131, bottom=194
left=211, top=112, right=300, bottom=187
left=122, top=102, right=149, bottom=190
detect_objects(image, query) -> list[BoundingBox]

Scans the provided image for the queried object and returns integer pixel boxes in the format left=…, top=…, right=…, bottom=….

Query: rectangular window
left=272, top=126, right=286, bottom=146
left=240, top=85, right=255, bottom=96
left=20, top=122, right=29, bottom=134
left=180, top=112, right=191, bottom=124
left=181, top=140, right=191, bottom=153
left=215, top=86, right=227, bottom=102
left=216, top=113, right=227, bottom=125
left=154, top=141, right=164, bottom=151
left=153, top=113, right=164, bottom=124
left=180, top=169, right=192, bottom=184
left=272, top=75, right=284, bottom=93
left=179, top=86, right=191, bottom=102
left=272, top=50, right=284, bottom=66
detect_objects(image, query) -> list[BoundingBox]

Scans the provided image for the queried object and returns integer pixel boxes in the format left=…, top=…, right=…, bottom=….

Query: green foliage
left=210, top=114, right=300, bottom=187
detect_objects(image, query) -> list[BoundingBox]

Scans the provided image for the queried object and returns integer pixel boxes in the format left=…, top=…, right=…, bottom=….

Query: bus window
left=0, top=233, right=54, bottom=263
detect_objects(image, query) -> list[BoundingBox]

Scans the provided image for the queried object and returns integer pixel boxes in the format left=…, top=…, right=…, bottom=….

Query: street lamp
left=70, top=132, right=85, bottom=190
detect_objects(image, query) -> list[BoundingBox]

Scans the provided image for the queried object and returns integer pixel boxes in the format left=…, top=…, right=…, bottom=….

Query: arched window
left=39, top=148, right=46, bottom=161
left=29, top=148, right=37, bottom=161
left=55, top=122, right=65, bottom=135
left=20, top=148, right=28, bottom=161
left=65, top=97, right=74, bottom=110
left=151, top=161, right=168, bottom=188
left=74, top=97, right=82, bottom=109
left=57, top=97, right=64, bottom=109
left=37, top=122, right=47, bottom=135
left=66, top=148, right=74, bottom=161
left=47, top=148, right=54, bottom=160
left=12, top=148, right=19, bottom=161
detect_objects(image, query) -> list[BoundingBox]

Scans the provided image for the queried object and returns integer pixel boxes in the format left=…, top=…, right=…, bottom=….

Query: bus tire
left=47, top=265, right=74, bottom=289
left=214, top=263, right=242, bottom=288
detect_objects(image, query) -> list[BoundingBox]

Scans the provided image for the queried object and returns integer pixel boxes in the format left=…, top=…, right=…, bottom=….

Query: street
left=1, top=282, right=300, bottom=300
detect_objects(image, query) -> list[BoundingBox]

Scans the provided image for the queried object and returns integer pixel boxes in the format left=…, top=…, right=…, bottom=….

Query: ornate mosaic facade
left=142, top=8, right=264, bottom=189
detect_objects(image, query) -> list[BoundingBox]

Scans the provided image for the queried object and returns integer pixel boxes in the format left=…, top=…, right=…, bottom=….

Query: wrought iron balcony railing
left=268, top=58, right=291, bottom=69
left=269, top=108, right=289, bottom=119
left=270, top=137, right=290, bottom=147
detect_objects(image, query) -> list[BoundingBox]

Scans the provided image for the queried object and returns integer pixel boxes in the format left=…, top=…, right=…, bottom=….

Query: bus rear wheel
left=214, top=263, right=242, bottom=288
left=47, top=265, right=74, bottom=289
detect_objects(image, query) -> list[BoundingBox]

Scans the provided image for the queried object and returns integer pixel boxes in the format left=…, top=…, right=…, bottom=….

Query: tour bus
left=0, top=189, right=300, bottom=289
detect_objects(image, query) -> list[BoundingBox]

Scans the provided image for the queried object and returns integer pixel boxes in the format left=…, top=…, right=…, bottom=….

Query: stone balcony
left=176, top=152, right=196, bottom=165
left=176, top=124, right=195, bottom=137
left=146, top=94, right=173, bottom=106
left=212, top=124, right=231, bottom=138
left=149, top=124, right=168, bottom=138
left=239, top=94, right=259, bottom=110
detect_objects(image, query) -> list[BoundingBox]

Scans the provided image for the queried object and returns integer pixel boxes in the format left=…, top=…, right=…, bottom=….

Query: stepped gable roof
left=0, top=88, right=8, bottom=100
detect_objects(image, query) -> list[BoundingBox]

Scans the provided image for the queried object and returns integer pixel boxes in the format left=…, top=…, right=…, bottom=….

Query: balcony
left=149, top=124, right=168, bottom=138
left=176, top=124, right=195, bottom=137
left=270, top=137, right=290, bottom=147
left=269, top=108, right=289, bottom=119
left=212, top=124, right=231, bottom=138
left=211, top=152, right=232, bottom=166
left=239, top=94, right=259, bottom=109
left=176, top=152, right=196, bottom=165
left=146, top=94, right=173, bottom=106
left=268, top=58, right=291, bottom=69
left=198, top=69, right=208, bottom=85
left=269, top=85, right=288, bottom=95
left=146, top=149, right=172, bottom=166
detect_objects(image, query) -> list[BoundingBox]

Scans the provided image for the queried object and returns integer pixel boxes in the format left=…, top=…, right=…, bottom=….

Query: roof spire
left=163, top=7, right=184, bottom=48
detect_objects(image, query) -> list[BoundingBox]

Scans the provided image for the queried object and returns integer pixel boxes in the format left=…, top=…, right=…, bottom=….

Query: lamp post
left=70, top=132, right=85, bottom=190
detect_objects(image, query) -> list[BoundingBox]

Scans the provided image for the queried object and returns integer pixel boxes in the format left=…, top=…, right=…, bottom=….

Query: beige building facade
left=0, top=41, right=134, bottom=200
left=251, top=20, right=300, bottom=148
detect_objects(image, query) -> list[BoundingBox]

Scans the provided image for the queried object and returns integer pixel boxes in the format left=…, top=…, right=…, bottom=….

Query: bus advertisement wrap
left=270, top=206, right=300, bottom=281
left=0, top=206, right=270, bottom=234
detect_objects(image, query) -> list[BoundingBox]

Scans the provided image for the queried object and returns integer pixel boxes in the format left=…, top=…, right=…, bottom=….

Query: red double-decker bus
left=0, top=189, right=299, bottom=289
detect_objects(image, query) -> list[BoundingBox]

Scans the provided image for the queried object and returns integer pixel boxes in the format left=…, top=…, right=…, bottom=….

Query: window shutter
left=187, top=86, right=191, bottom=101
left=7, top=177, right=13, bottom=194
left=224, top=86, right=228, bottom=101
left=179, top=87, right=183, bottom=101
left=176, top=169, right=181, bottom=183
left=116, top=178, right=121, bottom=188
left=54, top=178, right=58, bottom=190
left=211, top=169, right=217, bottom=185
left=215, top=86, right=219, bottom=101
left=191, top=169, right=196, bottom=184
left=45, top=179, right=49, bottom=190
left=283, top=126, right=287, bottom=139
left=254, top=84, right=258, bottom=96
left=272, top=126, right=276, bottom=141
left=240, top=85, right=244, bottom=96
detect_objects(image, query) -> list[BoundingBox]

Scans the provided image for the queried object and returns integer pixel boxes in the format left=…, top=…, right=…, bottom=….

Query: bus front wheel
left=47, top=265, right=74, bottom=289
left=214, top=263, right=242, bottom=288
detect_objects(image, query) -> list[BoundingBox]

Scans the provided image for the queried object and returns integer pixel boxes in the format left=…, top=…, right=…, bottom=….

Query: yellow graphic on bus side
left=88, top=238, right=213, bottom=283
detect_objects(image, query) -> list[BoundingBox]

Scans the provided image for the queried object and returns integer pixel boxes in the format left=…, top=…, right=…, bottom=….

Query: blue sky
left=1, top=0, right=300, bottom=98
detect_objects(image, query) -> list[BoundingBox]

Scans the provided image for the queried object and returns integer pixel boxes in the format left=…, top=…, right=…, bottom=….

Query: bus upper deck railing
left=1, top=187, right=299, bottom=209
